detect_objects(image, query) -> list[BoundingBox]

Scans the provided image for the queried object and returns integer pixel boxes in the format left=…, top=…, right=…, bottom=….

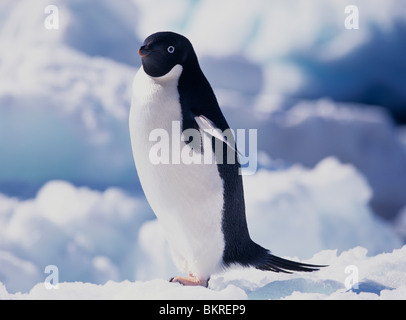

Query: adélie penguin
left=129, top=31, right=325, bottom=287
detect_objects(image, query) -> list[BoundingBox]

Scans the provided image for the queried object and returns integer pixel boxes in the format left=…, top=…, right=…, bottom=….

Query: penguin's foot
left=169, top=274, right=209, bottom=287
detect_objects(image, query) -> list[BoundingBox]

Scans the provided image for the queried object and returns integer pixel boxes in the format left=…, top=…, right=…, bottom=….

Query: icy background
left=1, top=0, right=406, bottom=299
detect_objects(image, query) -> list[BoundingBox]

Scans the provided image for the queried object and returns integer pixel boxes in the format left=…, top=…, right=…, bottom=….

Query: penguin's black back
left=176, top=52, right=257, bottom=267
left=176, top=33, right=324, bottom=273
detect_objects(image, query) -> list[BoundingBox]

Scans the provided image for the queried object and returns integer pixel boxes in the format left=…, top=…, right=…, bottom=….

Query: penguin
left=129, top=31, right=324, bottom=287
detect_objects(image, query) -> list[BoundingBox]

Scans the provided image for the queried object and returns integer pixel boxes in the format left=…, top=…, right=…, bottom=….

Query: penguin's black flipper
left=254, top=251, right=327, bottom=273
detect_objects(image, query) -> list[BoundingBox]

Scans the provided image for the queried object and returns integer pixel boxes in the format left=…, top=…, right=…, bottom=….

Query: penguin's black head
left=139, top=31, right=197, bottom=78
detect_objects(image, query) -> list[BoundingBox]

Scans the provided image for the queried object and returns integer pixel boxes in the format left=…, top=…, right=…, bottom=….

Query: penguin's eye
left=167, top=46, right=175, bottom=54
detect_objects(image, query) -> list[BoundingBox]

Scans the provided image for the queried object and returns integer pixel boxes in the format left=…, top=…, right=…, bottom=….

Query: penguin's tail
left=253, top=251, right=326, bottom=273
left=224, top=241, right=327, bottom=273
left=238, top=242, right=326, bottom=273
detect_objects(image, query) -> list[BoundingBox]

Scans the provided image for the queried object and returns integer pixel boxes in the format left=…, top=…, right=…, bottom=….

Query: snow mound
left=1, top=246, right=405, bottom=300
left=224, top=98, right=406, bottom=220
left=1, top=158, right=402, bottom=294
left=0, top=181, right=153, bottom=293
left=243, top=157, right=402, bottom=257
left=1, top=280, right=246, bottom=300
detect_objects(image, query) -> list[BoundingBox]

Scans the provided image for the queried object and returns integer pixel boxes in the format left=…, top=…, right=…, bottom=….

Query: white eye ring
left=167, top=46, right=175, bottom=53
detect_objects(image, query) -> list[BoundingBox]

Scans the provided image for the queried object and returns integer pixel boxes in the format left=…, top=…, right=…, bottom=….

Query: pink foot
left=169, top=274, right=209, bottom=287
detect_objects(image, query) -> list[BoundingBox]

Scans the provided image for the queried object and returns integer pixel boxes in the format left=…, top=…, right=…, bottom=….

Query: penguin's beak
left=139, top=45, right=151, bottom=57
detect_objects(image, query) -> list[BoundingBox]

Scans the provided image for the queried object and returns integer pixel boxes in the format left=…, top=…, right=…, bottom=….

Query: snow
left=136, top=0, right=406, bottom=118
left=0, top=159, right=404, bottom=298
left=0, top=181, right=153, bottom=293
left=1, top=245, right=406, bottom=300
left=1, top=0, right=406, bottom=300
left=244, top=157, right=402, bottom=258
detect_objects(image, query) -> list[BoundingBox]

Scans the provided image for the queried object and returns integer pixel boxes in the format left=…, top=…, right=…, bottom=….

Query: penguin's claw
left=169, top=275, right=209, bottom=287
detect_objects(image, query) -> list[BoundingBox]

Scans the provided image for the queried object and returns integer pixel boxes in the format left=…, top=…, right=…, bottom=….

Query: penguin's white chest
left=129, top=66, right=225, bottom=278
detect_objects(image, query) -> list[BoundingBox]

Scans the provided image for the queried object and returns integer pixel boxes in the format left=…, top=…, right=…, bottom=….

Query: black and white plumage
left=129, top=31, right=324, bottom=287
